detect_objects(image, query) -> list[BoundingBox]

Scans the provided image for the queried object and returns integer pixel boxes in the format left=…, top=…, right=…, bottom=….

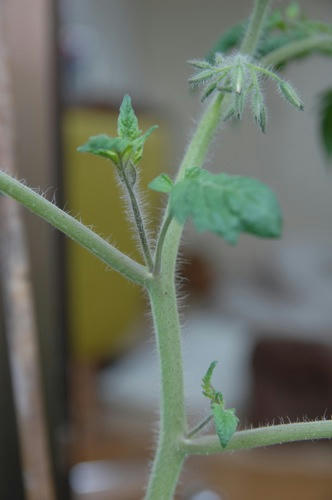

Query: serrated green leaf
left=78, top=95, right=157, bottom=169
left=131, top=125, right=158, bottom=164
left=170, top=167, right=282, bottom=244
left=212, top=404, right=239, bottom=448
left=148, top=173, right=174, bottom=193
left=319, top=88, right=332, bottom=161
left=117, top=94, right=141, bottom=140
left=133, top=125, right=158, bottom=150
left=77, top=134, right=132, bottom=164
left=202, top=361, right=239, bottom=446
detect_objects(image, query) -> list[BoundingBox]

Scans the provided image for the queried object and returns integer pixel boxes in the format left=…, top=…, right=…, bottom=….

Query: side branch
left=182, top=420, right=332, bottom=455
left=0, top=170, right=150, bottom=286
left=261, top=34, right=332, bottom=67
left=120, top=161, right=154, bottom=271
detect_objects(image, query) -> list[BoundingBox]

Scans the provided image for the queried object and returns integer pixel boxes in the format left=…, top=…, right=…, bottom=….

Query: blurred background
left=1, top=0, right=332, bottom=499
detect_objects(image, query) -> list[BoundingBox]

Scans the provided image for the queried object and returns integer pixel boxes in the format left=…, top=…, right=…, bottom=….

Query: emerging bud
left=189, top=69, right=215, bottom=85
left=279, top=81, right=304, bottom=110
left=223, top=106, right=236, bottom=122
left=234, top=64, right=244, bottom=95
left=214, top=53, right=224, bottom=65
left=252, top=89, right=266, bottom=133
left=201, top=81, right=218, bottom=102
left=256, top=105, right=267, bottom=133
left=188, top=59, right=212, bottom=70
left=235, top=91, right=245, bottom=119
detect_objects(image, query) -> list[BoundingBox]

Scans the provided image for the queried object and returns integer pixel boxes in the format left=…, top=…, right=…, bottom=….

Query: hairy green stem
left=182, top=420, right=332, bottom=454
left=261, top=34, right=332, bottom=67
left=155, top=92, right=224, bottom=276
left=120, top=161, right=154, bottom=271
left=0, top=170, right=150, bottom=286
left=176, top=93, right=225, bottom=183
left=145, top=92, right=226, bottom=499
left=153, top=213, right=173, bottom=275
left=240, top=0, right=270, bottom=55
left=145, top=275, right=187, bottom=499
left=146, top=3, right=274, bottom=495
left=154, top=0, right=271, bottom=273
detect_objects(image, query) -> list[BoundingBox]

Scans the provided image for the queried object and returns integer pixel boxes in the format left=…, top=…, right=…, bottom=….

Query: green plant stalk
left=3, top=3, right=330, bottom=498
left=156, top=0, right=271, bottom=275
left=3, top=167, right=332, bottom=497
left=261, top=34, right=332, bottom=67
left=182, top=420, right=332, bottom=454
left=120, top=161, right=154, bottom=271
left=156, top=92, right=224, bottom=275
left=145, top=275, right=187, bottom=499
left=145, top=2, right=273, bottom=496
left=0, top=170, right=150, bottom=287
left=153, top=212, right=173, bottom=275
left=177, top=93, right=225, bottom=184
left=144, top=93, right=226, bottom=497
left=240, top=0, right=270, bottom=55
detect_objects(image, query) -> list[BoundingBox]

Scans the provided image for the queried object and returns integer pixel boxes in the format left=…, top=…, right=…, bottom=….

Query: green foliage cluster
left=206, top=1, right=332, bottom=155
left=189, top=53, right=303, bottom=131
left=1, top=2, right=332, bottom=497
left=207, top=1, right=332, bottom=63
left=201, top=361, right=239, bottom=448
left=78, top=96, right=282, bottom=246
left=77, top=95, right=157, bottom=169
left=150, top=167, right=281, bottom=244
left=72, top=5, right=331, bottom=467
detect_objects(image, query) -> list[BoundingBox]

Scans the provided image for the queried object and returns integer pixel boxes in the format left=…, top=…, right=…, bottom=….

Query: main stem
left=146, top=2, right=271, bottom=498
left=156, top=92, right=224, bottom=277
left=240, top=0, right=270, bottom=55
left=145, top=275, right=187, bottom=499
left=145, top=95, right=226, bottom=500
